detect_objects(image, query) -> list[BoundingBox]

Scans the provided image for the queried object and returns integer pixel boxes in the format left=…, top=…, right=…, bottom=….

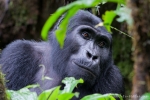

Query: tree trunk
left=127, top=0, right=150, bottom=100
left=0, top=71, right=7, bottom=100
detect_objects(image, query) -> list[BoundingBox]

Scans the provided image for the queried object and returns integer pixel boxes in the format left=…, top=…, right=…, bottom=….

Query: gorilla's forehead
left=69, top=10, right=101, bottom=26
left=68, top=10, right=111, bottom=38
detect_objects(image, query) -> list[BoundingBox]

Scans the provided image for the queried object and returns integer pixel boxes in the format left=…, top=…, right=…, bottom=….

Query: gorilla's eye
left=98, top=41, right=106, bottom=48
left=81, top=32, right=90, bottom=40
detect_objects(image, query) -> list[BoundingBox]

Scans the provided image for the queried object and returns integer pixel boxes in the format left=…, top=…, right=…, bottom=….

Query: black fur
left=0, top=10, right=124, bottom=99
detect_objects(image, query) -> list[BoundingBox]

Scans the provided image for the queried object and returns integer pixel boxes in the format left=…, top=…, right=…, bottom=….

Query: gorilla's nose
left=86, top=50, right=98, bottom=61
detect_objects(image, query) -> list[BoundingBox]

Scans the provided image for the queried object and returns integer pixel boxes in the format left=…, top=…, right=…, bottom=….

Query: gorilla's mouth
left=73, top=60, right=96, bottom=77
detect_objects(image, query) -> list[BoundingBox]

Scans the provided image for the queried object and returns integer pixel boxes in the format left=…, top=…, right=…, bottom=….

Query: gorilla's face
left=50, top=10, right=112, bottom=86
left=66, top=24, right=111, bottom=85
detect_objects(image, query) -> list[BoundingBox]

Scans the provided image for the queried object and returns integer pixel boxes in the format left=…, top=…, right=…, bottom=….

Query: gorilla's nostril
left=86, top=51, right=92, bottom=58
left=93, top=56, right=98, bottom=60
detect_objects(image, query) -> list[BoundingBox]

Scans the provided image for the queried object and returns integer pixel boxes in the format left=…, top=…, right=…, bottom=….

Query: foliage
left=115, top=5, right=133, bottom=26
left=112, top=35, right=133, bottom=95
left=81, top=93, right=123, bottom=100
left=0, top=71, right=7, bottom=100
left=140, top=93, right=150, bottom=100
left=7, top=88, right=38, bottom=100
left=6, top=0, right=132, bottom=99
left=41, top=0, right=125, bottom=48
left=6, top=77, right=123, bottom=100
left=102, top=11, right=116, bottom=33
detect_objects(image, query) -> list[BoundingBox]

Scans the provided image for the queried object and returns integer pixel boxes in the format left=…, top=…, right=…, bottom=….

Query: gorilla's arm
left=0, top=40, right=44, bottom=90
left=76, top=65, right=124, bottom=98
left=94, top=65, right=124, bottom=95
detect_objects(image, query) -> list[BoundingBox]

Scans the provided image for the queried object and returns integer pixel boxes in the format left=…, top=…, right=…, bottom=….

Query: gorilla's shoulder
left=1, top=40, right=49, bottom=60
left=106, top=65, right=124, bottom=94
left=107, top=65, right=123, bottom=80
left=1, top=40, right=32, bottom=56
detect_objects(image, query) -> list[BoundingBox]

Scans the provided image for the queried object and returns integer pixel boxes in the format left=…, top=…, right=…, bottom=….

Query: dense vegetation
left=1, top=0, right=150, bottom=100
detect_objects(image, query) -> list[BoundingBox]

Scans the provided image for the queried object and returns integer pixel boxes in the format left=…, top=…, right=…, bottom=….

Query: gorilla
left=0, top=10, right=124, bottom=99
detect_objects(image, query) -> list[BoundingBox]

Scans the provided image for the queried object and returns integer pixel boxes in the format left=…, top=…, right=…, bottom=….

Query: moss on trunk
left=0, top=71, right=7, bottom=100
left=127, top=0, right=150, bottom=99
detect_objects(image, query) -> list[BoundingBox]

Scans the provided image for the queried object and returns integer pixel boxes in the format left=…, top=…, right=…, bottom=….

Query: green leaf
left=116, top=5, right=133, bottom=26
left=102, top=11, right=117, bottom=33
left=82, top=94, right=117, bottom=100
left=7, top=88, right=37, bottom=100
left=55, top=7, right=79, bottom=48
left=6, top=91, right=11, bottom=100
left=81, top=94, right=103, bottom=100
left=38, top=87, right=56, bottom=100
left=61, top=77, right=84, bottom=94
left=58, top=93, right=74, bottom=100
left=38, top=77, right=82, bottom=100
left=104, top=0, right=125, bottom=4
left=81, top=93, right=123, bottom=100
left=110, top=94, right=123, bottom=100
left=140, top=93, right=150, bottom=100
left=41, top=0, right=82, bottom=41
left=48, top=86, right=61, bottom=100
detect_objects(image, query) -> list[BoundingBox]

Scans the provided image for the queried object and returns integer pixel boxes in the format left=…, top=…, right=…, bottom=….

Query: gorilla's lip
left=72, top=60, right=96, bottom=77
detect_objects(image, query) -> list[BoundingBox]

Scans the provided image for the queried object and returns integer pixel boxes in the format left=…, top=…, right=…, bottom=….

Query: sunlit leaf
left=140, top=93, right=150, bottom=100
left=48, top=86, right=61, bottom=100
left=38, top=87, right=57, bottom=100
left=102, top=11, right=117, bottom=32
left=81, top=94, right=115, bottom=100
left=7, top=88, right=37, bottom=100
left=58, top=93, right=74, bottom=100
left=81, top=93, right=122, bottom=100
left=55, top=7, right=79, bottom=48
left=116, top=5, right=133, bottom=26
left=6, top=77, right=123, bottom=100
left=61, top=77, right=84, bottom=94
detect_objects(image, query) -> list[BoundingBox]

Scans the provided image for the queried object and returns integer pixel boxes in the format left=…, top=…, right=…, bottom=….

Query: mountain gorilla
left=0, top=10, right=124, bottom=98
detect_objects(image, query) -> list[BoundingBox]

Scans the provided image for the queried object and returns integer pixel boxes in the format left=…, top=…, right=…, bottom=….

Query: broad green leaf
left=111, top=94, right=123, bottom=100
left=81, top=93, right=123, bottom=100
left=140, top=93, right=150, bottom=100
left=61, top=77, right=84, bottom=94
left=6, top=91, right=11, bottom=100
left=38, top=87, right=57, bottom=100
left=55, top=7, right=79, bottom=48
left=104, top=0, right=125, bottom=4
left=41, top=8, right=66, bottom=41
left=7, top=88, right=37, bottom=100
left=116, top=5, right=133, bottom=26
left=81, top=94, right=102, bottom=100
left=102, top=11, right=117, bottom=33
left=58, top=93, right=74, bottom=100
left=48, top=86, right=61, bottom=100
